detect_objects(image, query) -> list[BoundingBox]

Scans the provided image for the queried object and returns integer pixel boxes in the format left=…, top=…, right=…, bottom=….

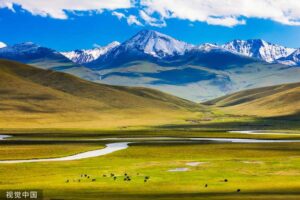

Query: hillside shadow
left=158, top=113, right=300, bottom=130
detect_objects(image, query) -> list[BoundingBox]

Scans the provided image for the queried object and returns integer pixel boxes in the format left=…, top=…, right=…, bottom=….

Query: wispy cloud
left=1, top=0, right=300, bottom=27
left=0, top=0, right=132, bottom=19
left=112, top=11, right=143, bottom=26
left=139, top=10, right=166, bottom=27
left=140, top=0, right=300, bottom=27
left=112, top=11, right=126, bottom=20
left=127, top=15, right=143, bottom=26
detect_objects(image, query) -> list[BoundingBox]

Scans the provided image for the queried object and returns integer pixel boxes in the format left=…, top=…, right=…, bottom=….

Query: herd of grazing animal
left=65, top=172, right=151, bottom=184
left=66, top=176, right=241, bottom=193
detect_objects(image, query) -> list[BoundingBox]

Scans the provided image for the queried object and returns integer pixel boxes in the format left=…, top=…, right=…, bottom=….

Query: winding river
left=1, top=134, right=300, bottom=164
left=228, top=130, right=300, bottom=135
left=0, top=142, right=130, bottom=164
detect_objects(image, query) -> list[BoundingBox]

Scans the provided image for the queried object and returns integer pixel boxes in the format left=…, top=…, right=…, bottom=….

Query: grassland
left=205, top=82, right=300, bottom=117
left=1, top=59, right=300, bottom=200
left=0, top=135, right=300, bottom=200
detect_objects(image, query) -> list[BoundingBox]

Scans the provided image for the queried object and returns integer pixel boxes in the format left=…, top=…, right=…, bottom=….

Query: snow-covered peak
left=0, top=42, right=41, bottom=54
left=197, top=43, right=220, bottom=52
left=222, top=39, right=296, bottom=63
left=278, top=48, right=300, bottom=66
left=122, top=30, right=194, bottom=58
left=0, top=42, right=7, bottom=48
left=61, top=41, right=120, bottom=64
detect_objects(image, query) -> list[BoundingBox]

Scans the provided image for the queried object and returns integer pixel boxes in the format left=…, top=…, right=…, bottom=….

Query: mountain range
left=61, top=41, right=120, bottom=64
left=1, top=30, right=300, bottom=102
left=222, top=39, right=296, bottom=63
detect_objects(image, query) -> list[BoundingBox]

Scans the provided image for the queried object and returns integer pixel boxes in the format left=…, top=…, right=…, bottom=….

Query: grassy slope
left=205, top=82, right=300, bottom=117
left=0, top=59, right=204, bottom=128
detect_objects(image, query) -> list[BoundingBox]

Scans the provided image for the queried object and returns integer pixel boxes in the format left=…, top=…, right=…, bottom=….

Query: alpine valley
left=1, top=30, right=300, bottom=102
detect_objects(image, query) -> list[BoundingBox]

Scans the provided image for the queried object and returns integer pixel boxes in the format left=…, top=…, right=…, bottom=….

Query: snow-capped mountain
left=0, top=42, right=79, bottom=69
left=278, top=49, right=300, bottom=66
left=0, top=42, right=41, bottom=55
left=197, top=43, right=222, bottom=52
left=122, top=29, right=194, bottom=58
left=222, top=39, right=296, bottom=63
left=0, top=42, right=6, bottom=48
left=88, top=30, right=194, bottom=69
left=61, top=41, right=120, bottom=64
left=1, top=30, right=300, bottom=102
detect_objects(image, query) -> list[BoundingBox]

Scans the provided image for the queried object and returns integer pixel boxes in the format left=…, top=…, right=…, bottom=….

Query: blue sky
left=0, top=0, right=300, bottom=51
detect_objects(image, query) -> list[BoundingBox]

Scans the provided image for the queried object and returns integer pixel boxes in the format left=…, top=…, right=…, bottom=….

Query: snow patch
left=0, top=42, right=7, bottom=48
left=222, top=39, right=296, bottom=63
left=61, top=41, right=120, bottom=64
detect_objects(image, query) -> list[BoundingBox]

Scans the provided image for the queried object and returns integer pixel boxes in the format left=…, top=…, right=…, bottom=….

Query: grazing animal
left=110, top=173, right=114, bottom=177
left=205, top=184, right=208, bottom=188
left=103, top=174, right=107, bottom=177
left=78, top=179, right=80, bottom=182
left=66, top=180, right=69, bottom=183
left=144, top=180, right=147, bottom=183
left=84, top=174, right=87, bottom=177
left=113, top=177, right=117, bottom=181
left=92, top=179, right=96, bottom=182
left=87, top=176, right=90, bottom=179
left=237, top=189, right=241, bottom=192
left=145, top=176, right=150, bottom=180
left=124, top=173, right=127, bottom=176
left=224, top=179, right=228, bottom=182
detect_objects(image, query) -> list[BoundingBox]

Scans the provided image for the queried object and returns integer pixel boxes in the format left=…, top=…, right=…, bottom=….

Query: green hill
left=0, top=59, right=204, bottom=129
left=205, top=82, right=300, bottom=117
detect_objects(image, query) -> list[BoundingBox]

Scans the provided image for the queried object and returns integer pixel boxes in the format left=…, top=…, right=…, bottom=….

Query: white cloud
left=2, top=0, right=300, bottom=27
left=0, top=0, right=132, bottom=19
left=112, top=11, right=126, bottom=20
left=139, top=10, right=166, bottom=27
left=112, top=11, right=144, bottom=27
left=207, top=17, right=246, bottom=27
left=140, top=0, right=300, bottom=27
left=127, top=15, right=143, bottom=26
left=112, top=12, right=144, bottom=26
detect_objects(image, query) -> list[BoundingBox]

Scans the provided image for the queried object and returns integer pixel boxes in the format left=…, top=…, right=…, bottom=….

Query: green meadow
left=0, top=129, right=300, bottom=200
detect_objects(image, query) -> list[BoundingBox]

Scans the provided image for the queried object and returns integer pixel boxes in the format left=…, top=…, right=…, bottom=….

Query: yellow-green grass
left=205, top=82, right=300, bottom=117
left=0, top=141, right=300, bottom=199
left=0, top=59, right=205, bottom=129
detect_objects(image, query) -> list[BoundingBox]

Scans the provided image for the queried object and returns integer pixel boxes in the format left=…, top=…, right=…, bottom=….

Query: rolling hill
left=205, top=82, right=300, bottom=117
left=0, top=59, right=204, bottom=129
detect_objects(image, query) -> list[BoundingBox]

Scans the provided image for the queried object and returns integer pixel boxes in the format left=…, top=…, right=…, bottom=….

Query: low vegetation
left=0, top=137, right=300, bottom=200
left=0, top=59, right=205, bottom=129
left=206, top=82, right=300, bottom=117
